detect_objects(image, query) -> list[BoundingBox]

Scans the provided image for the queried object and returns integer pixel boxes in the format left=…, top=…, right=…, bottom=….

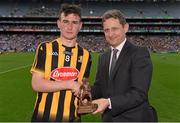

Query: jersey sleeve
left=30, top=43, right=46, bottom=75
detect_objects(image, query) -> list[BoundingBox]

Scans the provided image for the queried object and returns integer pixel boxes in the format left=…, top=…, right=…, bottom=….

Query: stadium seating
left=0, top=0, right=179, bottom=53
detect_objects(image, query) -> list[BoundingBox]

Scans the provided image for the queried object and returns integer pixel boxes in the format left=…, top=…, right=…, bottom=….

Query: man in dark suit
left=91, top=9, right=157, bottom=122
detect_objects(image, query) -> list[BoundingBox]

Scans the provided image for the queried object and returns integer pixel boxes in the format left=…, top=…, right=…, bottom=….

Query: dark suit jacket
left=91, top=41, right=157, bottom=122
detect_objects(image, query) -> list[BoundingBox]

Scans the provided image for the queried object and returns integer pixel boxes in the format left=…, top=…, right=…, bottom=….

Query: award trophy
left=77, top=78, right=98, bottom=114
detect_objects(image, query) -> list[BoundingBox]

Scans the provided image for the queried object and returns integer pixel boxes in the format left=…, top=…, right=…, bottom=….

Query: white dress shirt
left=109, top=38, right=127, bottom=74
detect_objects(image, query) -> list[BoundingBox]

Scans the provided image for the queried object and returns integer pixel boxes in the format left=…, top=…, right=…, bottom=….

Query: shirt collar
left=110, top=38, right=126, bottom=52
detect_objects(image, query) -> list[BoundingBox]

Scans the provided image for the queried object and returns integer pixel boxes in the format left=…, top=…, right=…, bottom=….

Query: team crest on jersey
left=51, top=67, right=79, bottom=81
left=40, top=46, right=43, bottom=51
left=78, top=56, right=83, bottom=63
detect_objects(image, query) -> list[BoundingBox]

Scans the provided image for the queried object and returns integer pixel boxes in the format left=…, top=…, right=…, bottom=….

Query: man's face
left=103, top=18, right=129, bottom=48
left=57, top=13, right=82, bottom=40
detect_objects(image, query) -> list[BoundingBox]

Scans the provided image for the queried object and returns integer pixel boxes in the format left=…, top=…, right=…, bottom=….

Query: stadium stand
left=1, top=0, right=180, bottom=17
left=0, top=0, right=179, bottom=53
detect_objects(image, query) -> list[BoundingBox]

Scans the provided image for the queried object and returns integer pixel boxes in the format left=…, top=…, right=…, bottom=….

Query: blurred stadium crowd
left=0, top=0, right=179, bottom=53
left=0, top=34, right=179, bottom=53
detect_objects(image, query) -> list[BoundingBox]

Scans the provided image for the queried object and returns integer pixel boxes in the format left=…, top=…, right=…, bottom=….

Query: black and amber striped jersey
left=30, top=38, right=91, bottom=121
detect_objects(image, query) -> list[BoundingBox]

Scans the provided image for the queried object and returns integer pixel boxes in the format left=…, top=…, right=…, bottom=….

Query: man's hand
left=68, top=81, right=80, bottom=96
left=92, top=98, right=109, bottom=114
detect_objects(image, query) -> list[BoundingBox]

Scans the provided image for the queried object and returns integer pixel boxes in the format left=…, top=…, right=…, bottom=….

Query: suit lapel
left=105, top=49, right=113, bottom=96
left=111, top=41, right=130, bottom=79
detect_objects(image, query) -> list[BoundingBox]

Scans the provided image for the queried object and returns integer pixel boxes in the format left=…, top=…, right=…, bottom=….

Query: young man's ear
left=79, top=21, right=83, bottom=31
left=57, top=19, right=61, bottom=29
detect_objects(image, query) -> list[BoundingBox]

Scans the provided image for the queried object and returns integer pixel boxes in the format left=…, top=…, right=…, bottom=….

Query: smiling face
left=57, top=12, right=82, bottom=41
left=103, top=18, right=129, bottom=48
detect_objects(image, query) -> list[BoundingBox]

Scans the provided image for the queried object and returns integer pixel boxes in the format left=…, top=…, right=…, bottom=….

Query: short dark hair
left=58, top=3, right=81, bottom=20
left=102, top=9, right=127, bottom=25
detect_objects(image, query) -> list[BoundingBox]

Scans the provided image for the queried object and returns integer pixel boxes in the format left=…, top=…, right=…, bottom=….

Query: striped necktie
left=110, top=48, right=118, bottom=77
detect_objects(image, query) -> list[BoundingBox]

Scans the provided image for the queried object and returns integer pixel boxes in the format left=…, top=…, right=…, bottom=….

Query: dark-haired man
left=30, top=4, right=91, bottom=121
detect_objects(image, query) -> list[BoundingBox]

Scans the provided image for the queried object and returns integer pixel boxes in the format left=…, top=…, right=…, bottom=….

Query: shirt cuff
left=108, top=98, right=112, bottom=109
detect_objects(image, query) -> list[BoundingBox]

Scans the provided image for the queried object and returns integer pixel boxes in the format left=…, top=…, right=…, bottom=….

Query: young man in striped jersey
left=30, top=4, right=91, bottom=121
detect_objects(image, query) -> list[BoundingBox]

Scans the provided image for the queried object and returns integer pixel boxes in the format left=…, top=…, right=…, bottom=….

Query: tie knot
left=113, top=48, right=118, bottom=55
left=112, top=48, right=118, bottom=60
left=110, top=48, right=118, bottom=77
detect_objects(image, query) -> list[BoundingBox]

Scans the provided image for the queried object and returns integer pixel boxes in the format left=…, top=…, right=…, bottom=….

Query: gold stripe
left=30, top=44, right=41, bottom=72
left=45, top=42, right=52, bottom=79
left=74, top=49, right=89, bottom=117
left=37, top=93, right=48, bottom=117
left=74, top=97, right=78, bottom=118
left=49, top=40, right=65, bottom=120
left=63, top=46, right=78, bottom=121
left=31, top=69, right=44, bottom=75
left=78, top=49, right=89, bottom=83
left=75, top=49, right=89, bottom=117
left=33, top=95, right=38, bottom=110
left=49, top=92, right=60, bottom=120
left=37, top=42, right=52, bottom=118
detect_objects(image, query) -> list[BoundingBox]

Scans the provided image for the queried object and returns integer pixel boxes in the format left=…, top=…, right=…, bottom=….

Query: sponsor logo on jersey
left=48, top=52, right=59, bottom=56
left=51, top=67, right=79, bottom=81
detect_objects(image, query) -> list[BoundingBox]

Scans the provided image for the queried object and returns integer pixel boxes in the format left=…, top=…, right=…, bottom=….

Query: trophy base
left=77, top=104, right=98, bottom=114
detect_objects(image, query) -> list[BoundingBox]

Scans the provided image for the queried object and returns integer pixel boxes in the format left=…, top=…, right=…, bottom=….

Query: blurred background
left=0, top=0, right=179, bottom=122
